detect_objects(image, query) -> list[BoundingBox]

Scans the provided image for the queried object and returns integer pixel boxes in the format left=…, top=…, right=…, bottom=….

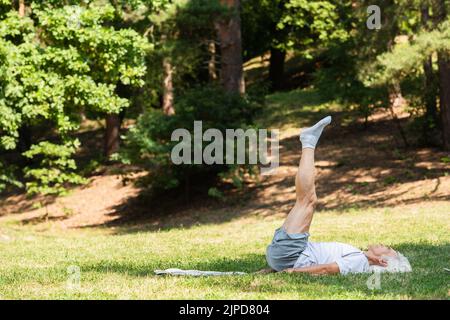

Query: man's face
left=368, top=244, right=397, bottom=257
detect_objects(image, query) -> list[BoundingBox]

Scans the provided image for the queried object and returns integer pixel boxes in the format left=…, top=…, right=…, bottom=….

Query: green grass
left=0, top=202, right=448, bottom=299
left=1, top=89, right=448, bottom=299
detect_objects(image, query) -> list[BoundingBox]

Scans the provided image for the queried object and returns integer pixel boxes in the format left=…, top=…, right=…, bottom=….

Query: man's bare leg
left=282, top=148, right=317, bottom=234
left=259, top=116, right=331, bottom=273
left=282, top=116, right=331, bottom=234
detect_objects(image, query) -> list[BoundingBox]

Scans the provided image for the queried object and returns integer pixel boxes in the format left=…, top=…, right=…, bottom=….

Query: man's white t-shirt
left=294, top=242, right=369, bottom=275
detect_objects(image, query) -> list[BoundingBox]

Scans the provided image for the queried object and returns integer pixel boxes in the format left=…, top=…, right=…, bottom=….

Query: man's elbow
left=324, top=263, right=340, bottom=274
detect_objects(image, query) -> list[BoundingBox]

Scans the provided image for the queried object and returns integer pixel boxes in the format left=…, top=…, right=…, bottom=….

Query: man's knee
left=309, top=193, right=318, bottom=208
left=298, top=192, right=317, bottom=208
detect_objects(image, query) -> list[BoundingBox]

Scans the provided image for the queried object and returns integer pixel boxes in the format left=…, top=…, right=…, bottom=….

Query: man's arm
left=283, top=263, right=340, bottom=275
left=255, top=268, right=276, bottom=274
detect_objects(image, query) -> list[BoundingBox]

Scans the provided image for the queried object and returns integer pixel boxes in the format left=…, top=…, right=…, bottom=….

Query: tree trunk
left=386, top=62, right=408, bottom=147
left=384, top=12, right=408, bottom=148
left=421, top=5, right=438, bottom=124
left=104, top=114, right=121, bottom=159
left=433, top=0, right=450, bottom=149
left=162, top=57, right=175, bottom=115
left=215, top=0, right=245, bottom=95
left=18, top=0, right=25, bottom=17
left=208, top=40, right=218, bottom=81
left=388, top=83, right=409, bottom=148
left=268, top=47, right=286, bottom=91
left=18, top=126, right=31, bottom=154
left=420, top=4, right=439, bottom=145
left=423, top=56, right=438, bottom=121
left=438, top=52, right=450, bottom=150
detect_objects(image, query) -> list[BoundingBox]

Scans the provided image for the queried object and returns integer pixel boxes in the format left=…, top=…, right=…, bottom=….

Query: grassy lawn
left=0, top=202, right=448, bottom=299
left=0, top=88, right=448, bottom=300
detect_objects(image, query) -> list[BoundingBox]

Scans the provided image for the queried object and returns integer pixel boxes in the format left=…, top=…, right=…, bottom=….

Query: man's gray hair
left=368, top=252, right=412, bottom=273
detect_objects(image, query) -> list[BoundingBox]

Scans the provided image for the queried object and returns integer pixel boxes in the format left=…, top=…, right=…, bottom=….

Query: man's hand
left=365, top=252, right=388, bottom=267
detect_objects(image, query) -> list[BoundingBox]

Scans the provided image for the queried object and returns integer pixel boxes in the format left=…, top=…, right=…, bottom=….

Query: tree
left=434, top=0, right=450, bottom=149
left=242, top=0, right=347, bottom=91
left=162, top=56, right=175, bottom=115
left=363, top=19, right=449, bottom=147
left=18, top=0, right=25, bottom=16
left=104, top=0, right=152, bottom=158
left=150, top=2, right=179, bottom=115
left=215, top=0, right=245, bottom=94
left=140, top=0, right=221, bottom=113
left=421, top=2, right=438, bottom=134
left=105, top=114, right=122, bottom=158
left=267, top=0, right=287, bottom=91
left=438, top=50, right=450, bottom=149
left=0, top=1, right=149, bottom=195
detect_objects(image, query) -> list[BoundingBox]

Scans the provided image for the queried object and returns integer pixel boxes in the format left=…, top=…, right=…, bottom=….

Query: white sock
left=300, top=116, right=332, bottom=149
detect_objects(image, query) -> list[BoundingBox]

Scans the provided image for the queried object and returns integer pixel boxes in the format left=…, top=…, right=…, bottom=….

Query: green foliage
left=23, top=140, right=87, bottom=196
left=312, top=0, right=441, bottom=123
left=0, top=2, right=149, bottom=195
left=242, top=0, right=348, bottom=59
left=279, top=0, right=348, bottom=48
left=363, top=20, right=450, bottom=86
left=207, top=186, right=224, bottom=199
left=139, top=0, right=224, bottom=107
left=120, top=86, right=261, bottom=194
left=1, top=0, right=448, bottom=199
left=35, top=4, right=150, bottom=86
left=0, top=162, right=22, bottom=193
left=313, top=42, right=388, bottom=121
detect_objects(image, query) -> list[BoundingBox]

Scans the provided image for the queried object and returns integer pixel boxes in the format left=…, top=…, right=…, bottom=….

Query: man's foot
left=300, top=116, right=332, bottom=149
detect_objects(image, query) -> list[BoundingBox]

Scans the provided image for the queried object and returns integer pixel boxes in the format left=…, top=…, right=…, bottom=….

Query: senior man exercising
left=264, top=116, right=410, bottom=275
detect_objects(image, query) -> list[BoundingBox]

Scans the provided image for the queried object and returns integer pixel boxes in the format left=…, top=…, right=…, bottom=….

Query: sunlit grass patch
left=0, top=201, right=448, bottom=299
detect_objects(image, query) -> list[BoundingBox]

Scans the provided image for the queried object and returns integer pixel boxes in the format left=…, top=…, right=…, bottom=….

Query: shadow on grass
left=77, top=242, right=449, bottom=299
left=0, top=127, right=135, bottom=217
left=79, top=253, right=266, bottom=277
left=6, top=88, right=448, bottom=234
left=97, top=113, right=448, bottom=233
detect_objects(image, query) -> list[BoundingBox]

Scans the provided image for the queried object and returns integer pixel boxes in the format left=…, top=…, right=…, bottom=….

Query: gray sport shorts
left=266, top=227, right=309, bottom=271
